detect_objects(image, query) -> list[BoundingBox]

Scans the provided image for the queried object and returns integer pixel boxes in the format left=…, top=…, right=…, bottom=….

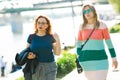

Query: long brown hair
left=34, top=15, right=52, bottom=35
left=82, top=4, right=100, bottom=29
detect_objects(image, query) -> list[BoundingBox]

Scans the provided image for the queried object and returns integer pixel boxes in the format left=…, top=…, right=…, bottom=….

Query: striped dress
left=76, top=22, right=116, bottom=80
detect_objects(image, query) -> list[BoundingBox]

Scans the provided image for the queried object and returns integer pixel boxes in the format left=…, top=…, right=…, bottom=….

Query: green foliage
left=16, top=77, right=24, bottom=80
left=109, top=0, right=120, bottom=14
left=57, top=52, right=76, bottom=78
left=109, top=23, right=120, bottom=33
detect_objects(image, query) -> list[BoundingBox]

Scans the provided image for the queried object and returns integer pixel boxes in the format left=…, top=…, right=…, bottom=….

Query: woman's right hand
left=27, top=52, right=36, bottom=59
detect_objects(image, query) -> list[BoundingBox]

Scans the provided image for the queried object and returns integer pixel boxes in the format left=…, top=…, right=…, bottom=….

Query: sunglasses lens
left=88, top=9, right=92, bottom=13
left=83, top=10, right=87, bottom=14
left=83, top=9, right=92, bottom=15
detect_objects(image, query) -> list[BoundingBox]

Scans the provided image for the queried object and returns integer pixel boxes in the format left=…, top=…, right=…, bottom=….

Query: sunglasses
left=83, top=8, right=92, bottom=15
left=37, top=22, right=48, bottom=25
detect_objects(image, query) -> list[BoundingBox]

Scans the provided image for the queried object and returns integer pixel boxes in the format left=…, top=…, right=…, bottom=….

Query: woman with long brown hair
left=26, top=15, right=61, bottom=80
left=76, top=4, right=118, bottom=80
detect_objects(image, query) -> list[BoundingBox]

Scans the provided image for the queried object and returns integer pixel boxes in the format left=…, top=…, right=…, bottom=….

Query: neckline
left=86, top=24, right=94, bottom=26
left=35, top=34, right=47, bottom=37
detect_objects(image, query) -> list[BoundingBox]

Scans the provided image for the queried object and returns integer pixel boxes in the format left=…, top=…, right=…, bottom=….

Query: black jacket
left=23, top=58, right=38, bottom=80
left=15, top=48, right=38, bottom=80
left=15, top=48, right=30, bottom=66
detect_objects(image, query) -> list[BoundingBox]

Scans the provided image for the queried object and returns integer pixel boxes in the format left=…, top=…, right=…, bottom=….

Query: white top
left=0, top=57, right=6, bottom=68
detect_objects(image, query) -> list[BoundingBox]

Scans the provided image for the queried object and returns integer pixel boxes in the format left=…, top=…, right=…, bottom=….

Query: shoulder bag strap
left=81, top=27, right=95, bottom=50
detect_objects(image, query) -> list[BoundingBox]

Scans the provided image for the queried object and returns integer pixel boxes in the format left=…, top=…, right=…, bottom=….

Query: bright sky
left=0, top=0, right=40, bottom=9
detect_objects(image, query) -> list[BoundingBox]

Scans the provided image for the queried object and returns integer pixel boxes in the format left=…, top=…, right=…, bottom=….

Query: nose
left=85, top=11, right=90, bottom=14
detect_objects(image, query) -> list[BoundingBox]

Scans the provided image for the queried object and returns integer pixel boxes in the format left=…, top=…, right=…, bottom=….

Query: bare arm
left=52, top=32, right=61, bottom=56
left=26, top=43, right=30, bottom=48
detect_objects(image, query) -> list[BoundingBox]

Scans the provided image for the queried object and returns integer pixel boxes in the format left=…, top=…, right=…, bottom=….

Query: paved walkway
left=61, top=68, right=120, bottom=80
left=0, top=69, right=23, bottom=80
left=1, top=68, right=119, bottom=80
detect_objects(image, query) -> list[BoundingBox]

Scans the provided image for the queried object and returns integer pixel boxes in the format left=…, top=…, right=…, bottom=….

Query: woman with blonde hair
left=76, top=4, right=118, bottom=80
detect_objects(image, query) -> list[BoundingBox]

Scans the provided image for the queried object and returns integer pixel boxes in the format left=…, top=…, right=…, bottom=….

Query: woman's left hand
left=53, top=32, right=60, bottom=41
left=112, top=60, right=118, bottom=69
left=52, top=32, right=61, bottom=55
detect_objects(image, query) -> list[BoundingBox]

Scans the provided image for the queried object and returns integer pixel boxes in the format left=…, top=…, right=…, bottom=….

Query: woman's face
left=37, top=17, right=48, bottom=32
left=83, top=6, right=94, bottom=20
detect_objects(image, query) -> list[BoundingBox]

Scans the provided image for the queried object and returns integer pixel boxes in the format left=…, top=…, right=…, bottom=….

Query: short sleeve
left=27, top=34, right=31, bottom=44
left=27, top=34, right=34, bottom=44
left=51, top=35, right=56, bottom=43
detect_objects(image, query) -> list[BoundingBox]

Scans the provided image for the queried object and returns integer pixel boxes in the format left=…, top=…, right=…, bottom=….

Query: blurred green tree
left=109, top=0, right=120, bottom=14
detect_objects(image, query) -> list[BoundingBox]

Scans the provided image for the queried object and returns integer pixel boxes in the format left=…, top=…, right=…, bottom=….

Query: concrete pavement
left=61, top=68, right=87, bottom=80
left=1, top=68, right=119, bottom=80
left=0, top=69, right=23, bottom=80
left=61, top=68, right=120, bottom=80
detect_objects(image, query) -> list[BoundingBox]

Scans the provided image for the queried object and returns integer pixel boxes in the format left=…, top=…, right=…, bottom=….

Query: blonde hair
left=82, top=4, right=100, bottom=29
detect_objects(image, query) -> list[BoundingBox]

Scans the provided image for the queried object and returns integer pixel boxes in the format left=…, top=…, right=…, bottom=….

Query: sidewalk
left=1, top=68, right=119, bottom=80
left=61, top=68, right=87, bottom=80
left=0, top=69, right=23, bottom=80
left=61, top=68, right=120, bottom=80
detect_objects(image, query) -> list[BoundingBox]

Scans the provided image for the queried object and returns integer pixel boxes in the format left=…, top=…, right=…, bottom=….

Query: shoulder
left=46, top=34, right=55, bottom=40
left=28, top=33, right=35, bottom=38
left=46, top=34, right=53, bottom=38
left=99, top=21, right=108, bottom=29
left=30, top=33, right=35, bottom=37
left=27, top=33, right=35, bottom=43
left=28, top=33, right=35, bottom=39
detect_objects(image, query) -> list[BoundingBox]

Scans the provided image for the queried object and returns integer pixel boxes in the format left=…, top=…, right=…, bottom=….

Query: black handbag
left=76, top=27, right=95, bottom=74
left=75, top=57, right=83, bottom=73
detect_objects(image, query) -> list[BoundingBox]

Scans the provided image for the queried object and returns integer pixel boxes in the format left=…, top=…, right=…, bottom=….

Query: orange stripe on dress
left=78, top=30, right=82, bottom=40
left=77, top=28, right=110, bottom=41
left=102, top=28, right=110, bottom=40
